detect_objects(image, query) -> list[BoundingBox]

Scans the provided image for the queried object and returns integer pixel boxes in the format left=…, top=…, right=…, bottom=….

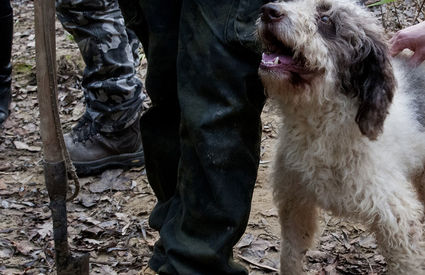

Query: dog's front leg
left=275, top=185, right=318, bottom=275
left=366, top=181, right=425, bottom=275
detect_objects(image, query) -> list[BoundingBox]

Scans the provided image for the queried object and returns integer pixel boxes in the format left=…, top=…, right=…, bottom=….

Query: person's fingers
left=408, top=50, right=425, bottom=67
left=389, top=37, right=413, bottom=57
left=389, top=41, right=404, bottom=56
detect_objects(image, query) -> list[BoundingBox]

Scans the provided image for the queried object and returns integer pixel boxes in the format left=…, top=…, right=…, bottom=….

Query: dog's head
left=258, top=0, right=395, bottom=140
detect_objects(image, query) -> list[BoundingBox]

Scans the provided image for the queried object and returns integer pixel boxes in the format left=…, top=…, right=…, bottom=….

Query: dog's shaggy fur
left=258, top=0, right=425, bottom=274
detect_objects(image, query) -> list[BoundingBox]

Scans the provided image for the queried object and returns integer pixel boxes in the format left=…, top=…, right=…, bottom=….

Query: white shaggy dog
left=258, top=0, right=425, bottom=274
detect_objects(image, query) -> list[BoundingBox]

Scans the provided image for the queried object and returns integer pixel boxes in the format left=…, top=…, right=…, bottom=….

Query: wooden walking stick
left=34, top=0, right=89, bottom=274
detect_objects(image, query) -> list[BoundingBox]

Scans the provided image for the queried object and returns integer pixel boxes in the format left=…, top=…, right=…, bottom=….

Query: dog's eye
left=317, top=13, right=336, bottom=39
left=320, top=15, right=331, bottom=24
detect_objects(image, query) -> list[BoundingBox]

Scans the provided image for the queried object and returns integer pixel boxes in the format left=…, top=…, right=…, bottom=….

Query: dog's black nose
left=261, top=3, right=285, bottom=23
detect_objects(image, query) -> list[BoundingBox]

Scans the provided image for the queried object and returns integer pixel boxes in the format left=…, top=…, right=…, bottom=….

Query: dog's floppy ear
left=341, top=32, right=395, bottom=140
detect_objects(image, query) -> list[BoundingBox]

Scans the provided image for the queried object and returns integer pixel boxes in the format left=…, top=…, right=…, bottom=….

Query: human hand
left=389, top=21, right=425, bottom=66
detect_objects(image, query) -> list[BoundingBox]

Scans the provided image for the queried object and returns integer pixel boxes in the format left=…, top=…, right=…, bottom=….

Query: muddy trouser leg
left=0, top=0, right=12, bottom=126
left=120, top=0, right=267, bottom=273
left=56, top=0, right=144, bottom=132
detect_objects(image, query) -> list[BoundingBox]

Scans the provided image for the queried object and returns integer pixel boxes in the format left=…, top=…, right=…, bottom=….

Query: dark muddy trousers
left=0, top=0, right=12, bottom=126
left=119, top=0, right=268, bottom=274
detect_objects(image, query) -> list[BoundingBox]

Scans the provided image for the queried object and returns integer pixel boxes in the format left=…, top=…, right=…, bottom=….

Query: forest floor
left=0, top=1, right=423, bottom=274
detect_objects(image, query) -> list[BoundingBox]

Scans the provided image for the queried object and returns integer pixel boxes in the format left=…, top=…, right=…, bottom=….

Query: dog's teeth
left=273, top=57, right=279, bottom=65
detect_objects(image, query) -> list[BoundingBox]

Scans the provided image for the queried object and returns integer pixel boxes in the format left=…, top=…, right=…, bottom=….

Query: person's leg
left=135, top=0, right=267, bottom=273
left=0, top=0, right=13, bottom=126
left=121, top=0, right=267, bottom=273
left=56, top=0, right=145, bottom=176
left=154, top=1, right=267, bottom=274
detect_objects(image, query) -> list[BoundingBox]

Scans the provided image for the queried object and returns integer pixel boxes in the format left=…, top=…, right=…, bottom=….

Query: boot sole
left=72, top=149, right=144, bottom=177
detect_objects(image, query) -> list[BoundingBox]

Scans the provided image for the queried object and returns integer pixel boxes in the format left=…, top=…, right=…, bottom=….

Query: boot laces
left=71, top=114, right=99, bottom=143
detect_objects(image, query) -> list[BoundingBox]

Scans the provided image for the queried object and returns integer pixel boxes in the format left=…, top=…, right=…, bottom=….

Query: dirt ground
left=0, top=1, right=423, bottom=274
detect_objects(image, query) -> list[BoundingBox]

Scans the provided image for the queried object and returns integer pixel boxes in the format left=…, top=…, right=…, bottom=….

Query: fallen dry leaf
left=13, top=140, right=41, bottom=152
left=0, top=180, right=7, bottom=190
left=14, top=240, right=38, bottom=256
left=0, top=247, right=14, bottom=259
left=36, top=222, right=53, bottom=239
left=89, top=169, right=130, bottom=193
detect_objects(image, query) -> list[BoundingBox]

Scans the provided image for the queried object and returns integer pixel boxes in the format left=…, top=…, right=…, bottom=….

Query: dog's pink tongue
left=261, top=52, right=314, bottom=80
left=261, top=53, right=293, bottom=65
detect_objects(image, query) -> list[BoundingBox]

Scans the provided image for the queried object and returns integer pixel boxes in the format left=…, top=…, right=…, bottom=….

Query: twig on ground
left=391, top=1, right=403, bottom=29
left=380, top=4, right=387, bottom=30
left=414, top=0, right=425, bottom=23
left=237, top=254, right=279, bottom=272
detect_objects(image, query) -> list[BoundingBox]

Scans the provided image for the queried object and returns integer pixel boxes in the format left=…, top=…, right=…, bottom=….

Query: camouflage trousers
left=119, top=0, right=269, bottom=274
left=56, top=0, right=144, bottom=133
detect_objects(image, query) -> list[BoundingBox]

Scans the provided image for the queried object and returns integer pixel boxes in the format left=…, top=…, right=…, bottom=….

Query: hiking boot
left=0, top=12, right=13, bottom=127
left=64, top=114, right=144, bottom=176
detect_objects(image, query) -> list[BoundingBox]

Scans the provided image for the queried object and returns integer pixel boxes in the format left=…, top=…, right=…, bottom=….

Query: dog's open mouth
left=259, top=30, right=313, bottom=77
left=261, top=52, right=306, bottom=72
